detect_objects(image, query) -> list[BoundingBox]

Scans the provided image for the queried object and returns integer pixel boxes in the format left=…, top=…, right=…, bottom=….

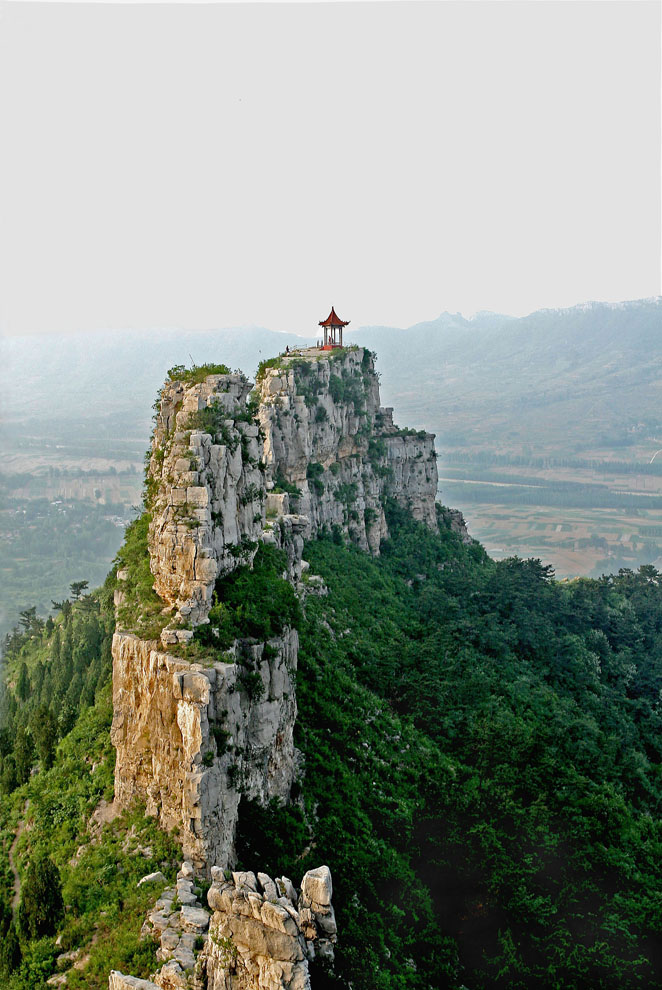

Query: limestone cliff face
left=201, top=866, right=335, bottom=990
left=109, top=863, right=335, bottom=990
left=148, top=373, right=264, bottom=629
left=110, top=629, right=298, bottom=871
left=108, top=345, right=448, bottom=990
left=111, top=346, right=439, bottom=874
left=258, top=348, right=438, bottom=552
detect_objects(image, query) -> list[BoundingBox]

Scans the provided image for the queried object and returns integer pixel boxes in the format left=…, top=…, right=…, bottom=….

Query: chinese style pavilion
left=318, top=307, right=349, bottom=349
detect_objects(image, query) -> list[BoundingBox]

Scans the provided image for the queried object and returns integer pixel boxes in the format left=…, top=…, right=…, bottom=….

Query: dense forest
left=1, top=502, right=661, bottom=988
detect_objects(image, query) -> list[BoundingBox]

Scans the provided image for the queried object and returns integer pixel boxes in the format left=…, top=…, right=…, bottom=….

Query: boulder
left=137, top=871, right=166, bottom=887
left=300, top=866, right=332, bottom=907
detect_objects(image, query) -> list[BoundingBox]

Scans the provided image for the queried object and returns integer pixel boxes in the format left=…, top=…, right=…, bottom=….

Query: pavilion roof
left=319, top=306, right=350, bottom=328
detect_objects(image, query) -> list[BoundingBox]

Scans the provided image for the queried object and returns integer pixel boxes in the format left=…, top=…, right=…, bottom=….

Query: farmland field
left=438, top=446, right=662, bottom=577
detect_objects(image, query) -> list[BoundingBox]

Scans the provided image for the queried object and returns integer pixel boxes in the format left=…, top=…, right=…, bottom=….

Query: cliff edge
left=108, top=345, right=440, bottom=986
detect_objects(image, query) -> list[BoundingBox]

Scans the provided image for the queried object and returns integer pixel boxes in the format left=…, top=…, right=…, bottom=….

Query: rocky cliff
left=110, top=862, right=335, bottom=990
left=258, top=347, right=438, bottom=553
left=108, top=345, right=441, bottom=989
left=111, top=346, right=438, bottom=871
left=110, top=628, right=298, bottom=871
left=147, top=372, right=264, bottom=630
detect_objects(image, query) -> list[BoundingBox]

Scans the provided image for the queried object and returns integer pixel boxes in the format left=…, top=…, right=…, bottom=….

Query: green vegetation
left=328, top=372, right=365, bottom=412
left=166, top=362, right=231, bottom=384
left=272, top=473, right=302, bottom=503
left=195, top=543, right=301, bottom=650
left=18, top=856, right=63, bottom=939
left=3, top=314, right=662, bottom=987
left=0, top=577, right=180, bottom=988
left=1, top=587, right=114, bottom=791
left=3, top=495, right=662, bottom=988
left=306, top=462, right=325, bottom=496
left=237, top=504, right=662, bottom=989
left=255, top=356, right=283, bottom=384
left=113, top=513, right=166, bottom=640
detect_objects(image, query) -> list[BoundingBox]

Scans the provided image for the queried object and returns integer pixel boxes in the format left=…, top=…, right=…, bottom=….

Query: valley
left=2, top=298, right=660, bottom=641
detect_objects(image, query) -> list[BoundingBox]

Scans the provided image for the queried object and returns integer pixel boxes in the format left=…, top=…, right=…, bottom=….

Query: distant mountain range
left=2, top=297, right=661, bottom=457
left=351, top=297, right=662, bottom=449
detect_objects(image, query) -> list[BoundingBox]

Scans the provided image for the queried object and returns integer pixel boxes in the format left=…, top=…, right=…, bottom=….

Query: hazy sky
left=0, top=1, right=659, bottom=337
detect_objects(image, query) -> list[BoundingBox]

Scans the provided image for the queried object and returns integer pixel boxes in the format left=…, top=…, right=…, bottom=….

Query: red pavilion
left=318, top=307, right=349, bottom=349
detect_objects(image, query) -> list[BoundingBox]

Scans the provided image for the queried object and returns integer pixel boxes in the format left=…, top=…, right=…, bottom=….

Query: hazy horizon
left=2, top=292, right=660, bottom=341
left=0, top=1, right=659, bottom=338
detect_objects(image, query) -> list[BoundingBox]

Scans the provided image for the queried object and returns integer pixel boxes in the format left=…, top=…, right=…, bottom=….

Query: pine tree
left=51, top=626, right=61, bottom=665
left=32, top=662, right=45, bottom=702
left=15, top=663, right=30, bottom=703
left=29, top=705, right=58, bottom=770
left=13, top=726, right=34, bottom=784
left=0, top=755, right=18, bottom=795
left=18, top=855, right=64, bottom=939
left=0, top=899, right=20, bottom=974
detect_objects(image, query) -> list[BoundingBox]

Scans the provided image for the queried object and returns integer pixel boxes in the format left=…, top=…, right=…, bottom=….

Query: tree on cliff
left=18, top=854, right=64, bottom=939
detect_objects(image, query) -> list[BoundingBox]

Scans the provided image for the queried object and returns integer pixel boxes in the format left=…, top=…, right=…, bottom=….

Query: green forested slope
left=240, top=505, right=662, bottom=989
left=1, top=504, right=661, bottom=988
left=0, top=584, right=181, bottom=990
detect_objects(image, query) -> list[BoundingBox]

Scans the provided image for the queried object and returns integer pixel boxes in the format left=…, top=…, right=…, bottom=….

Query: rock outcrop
left=200, top=865, right=335, bottom=990
left=112, top=345, right=441, bottom=857
left=109, top=975, right=161, bottom=990
left=148, top=373, right=264, bottom=630
left=111, top=346, right=439, bottom=871
left=111, top=628, right=298, bottom=871
left=258, top=348, right=438, bottom=553
left=438, top=505, right=474, bottom=545
left=110, top=863, right=334, bottom=990
left=107, top=344, right=450, bottom=990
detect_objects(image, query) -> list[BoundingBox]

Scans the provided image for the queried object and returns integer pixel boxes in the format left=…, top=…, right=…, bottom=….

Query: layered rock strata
left=112, top=346, right=439, bottom=869
left=200, top=865, right=335, bottom=990
left=258, top=348, right=438, bottom=552
left=110, top=629, right=298, bottom=871
left=148, top=373, right=264, bottom=629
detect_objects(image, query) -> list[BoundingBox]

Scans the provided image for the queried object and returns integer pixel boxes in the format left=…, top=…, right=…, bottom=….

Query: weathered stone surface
left=108, top=348, right=441, bottom=988
left=180, top=904, right=211, bottom=932
left=138, top=871, right=167, bottom=887
left=258, top=348, right=437, bottom=554
left=146, top=372, right=265, bottom=629
left=109, top=974, right=160, bottom=990
left=198, top=866, right=336, bottom=989
left=111, top=628, right=298, bottom=869
left=300, top=867, right=332, bottom=908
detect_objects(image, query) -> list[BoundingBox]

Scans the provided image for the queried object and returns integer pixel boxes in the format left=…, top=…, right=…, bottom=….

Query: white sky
left=0, top=0, right=660, bottom=336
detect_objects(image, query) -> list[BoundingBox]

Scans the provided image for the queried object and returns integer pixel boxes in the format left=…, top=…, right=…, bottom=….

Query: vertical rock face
left=108, top=345, right=445, bottom=989
left=110, top=628, right=298, bottom=872
left=201, top=866, right=336, bottom=990
left=111, top=346, right=439, bottom=869
left=148, top=373, right=265, bottom=629
left=258, top=348, right=438, bottom=553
